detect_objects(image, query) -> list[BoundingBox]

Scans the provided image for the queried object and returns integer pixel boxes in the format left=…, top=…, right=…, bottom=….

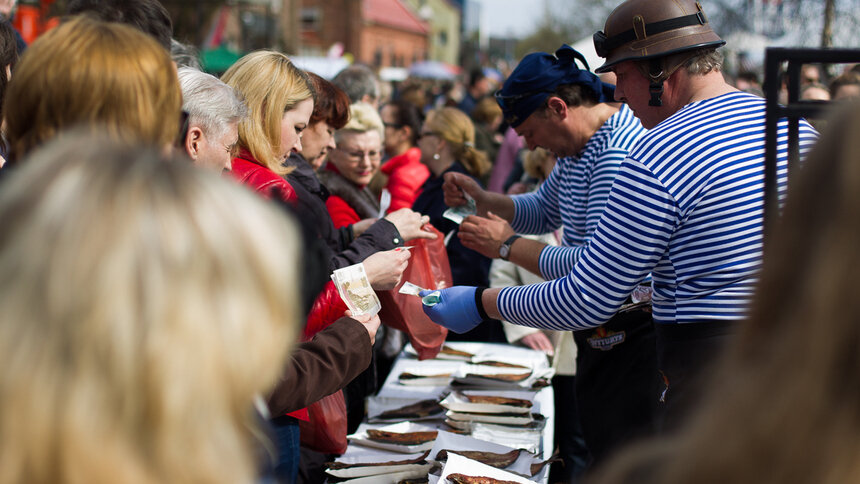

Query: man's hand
left=419, top=286, right=483, bottom=334
left=443, top=172, right=487, bottom=214
left=346, top=311, right=381, bottom=345
left=363, top=248, right=410, bottom=290
left=384, top=208, right=436, bottom=241
left=458, top=212, right=516, bottom=259
left=517, top=332, right=555, bottom=356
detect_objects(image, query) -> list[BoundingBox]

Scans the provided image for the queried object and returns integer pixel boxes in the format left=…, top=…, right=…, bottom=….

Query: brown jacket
left=267, top=317, right=372, bottom=416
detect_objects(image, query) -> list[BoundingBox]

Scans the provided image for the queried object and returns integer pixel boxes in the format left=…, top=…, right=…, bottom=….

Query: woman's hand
left=384, top=208, right=437, bottom=241
left=362, top=248, right=410, bottom=290
left=346, top=311, right=381, bottom=344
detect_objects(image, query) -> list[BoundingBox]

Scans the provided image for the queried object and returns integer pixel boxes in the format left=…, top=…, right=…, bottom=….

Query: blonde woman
left=0, top=134, right=300, bottom=484
left=222, top=51, right=404, bottom=482
left=412, top=106, right=502, bottom=342
left=221, top=50, right=313, bottom=203
left=3, top=16, right=181, bottom=165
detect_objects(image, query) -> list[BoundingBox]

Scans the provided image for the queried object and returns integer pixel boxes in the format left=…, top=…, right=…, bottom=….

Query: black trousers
left=573, top=309, right=659, bottom=465
left=549, top=374, right=591, bottom=484
left=654, top=320, right=738, bottom=432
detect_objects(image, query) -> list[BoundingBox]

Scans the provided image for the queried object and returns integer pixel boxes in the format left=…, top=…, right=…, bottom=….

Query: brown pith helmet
left=593, top=0, right=725, bottom=73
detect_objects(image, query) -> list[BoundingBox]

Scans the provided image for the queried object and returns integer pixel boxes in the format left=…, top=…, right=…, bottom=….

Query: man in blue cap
left=438, top=44, right=657, bottom=468
left=425, top=0, right=820, bottom=437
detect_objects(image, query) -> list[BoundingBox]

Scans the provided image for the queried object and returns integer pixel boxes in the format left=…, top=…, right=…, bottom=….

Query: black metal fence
left=763, top=47, right=860, bottom=238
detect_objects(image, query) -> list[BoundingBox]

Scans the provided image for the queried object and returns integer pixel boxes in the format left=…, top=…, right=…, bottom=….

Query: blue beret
left=495, top=45, right=616, bottom=128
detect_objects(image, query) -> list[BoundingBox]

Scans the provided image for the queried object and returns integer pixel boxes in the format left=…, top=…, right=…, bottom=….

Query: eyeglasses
left=494, top=89, right=555, bottom=110
left=175, top=110, right=190, bottom=147
left=419, top=131, right=440, bottom=139
left=383, top=122, right=404, bottom=129
left=336, top=148, right=381, bottom=162
left=494, top=89, right=555, bottom=125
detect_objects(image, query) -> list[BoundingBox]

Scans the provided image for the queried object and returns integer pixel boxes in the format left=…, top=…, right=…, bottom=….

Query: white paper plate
left=438, top=453, right=533, bottom=484
left=331, top=467, right=431, bottom=484
left=445, top=410, right=534, bottom=426
left=396, top=367, right=454, bottom=387
left=367, top=396, right=445, bottom=423
left=348, top=422, right=439, bottom=454
left=326, top=462, right=431, bottom=479
left=439, top=391, right=533, bottom=415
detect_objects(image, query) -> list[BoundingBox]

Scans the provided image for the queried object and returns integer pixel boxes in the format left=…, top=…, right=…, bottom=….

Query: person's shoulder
left=229, top=157, right=296, bottom=202
left=602, top=104, right=647, bottom=148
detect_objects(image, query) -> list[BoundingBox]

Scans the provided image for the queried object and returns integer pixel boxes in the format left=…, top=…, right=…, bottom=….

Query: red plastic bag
left=377, top=226, right=451, bottom=360
left=298, top=390, right=347, bottom=454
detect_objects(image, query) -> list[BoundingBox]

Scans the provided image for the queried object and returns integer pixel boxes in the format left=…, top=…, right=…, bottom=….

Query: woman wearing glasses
left=320, top=102, right=389, bottom=228
left=378, top=99, right=430, bottom=212
left=412, top=107, right=504, bottom=343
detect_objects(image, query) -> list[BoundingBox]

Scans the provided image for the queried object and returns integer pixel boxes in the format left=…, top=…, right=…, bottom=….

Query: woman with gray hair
left=177, top=67, right=247, bottom=171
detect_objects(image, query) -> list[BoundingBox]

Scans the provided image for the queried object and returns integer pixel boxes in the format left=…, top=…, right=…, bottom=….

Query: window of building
left=300, top=7, right=321, bottom=31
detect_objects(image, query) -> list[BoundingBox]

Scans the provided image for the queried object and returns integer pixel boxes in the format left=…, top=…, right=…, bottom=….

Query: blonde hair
left=425, top=107, right=491, bottom=177
left=335, top=102, right=385, bottom=143
left=4, top=16, right=181, bottom=164
left=0, top=133, right=301, bottom=484
left=221, top=50, right=314, bottom=175
left=523, top=147, right=554, bottom=180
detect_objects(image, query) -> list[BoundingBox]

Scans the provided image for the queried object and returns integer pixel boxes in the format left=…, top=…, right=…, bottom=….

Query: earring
left=433, top=153, right=440, bottom=160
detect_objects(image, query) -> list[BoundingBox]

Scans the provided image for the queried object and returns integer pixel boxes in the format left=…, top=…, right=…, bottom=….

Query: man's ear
left=185, top=126, right=204, bottom=161
left=546, top=97, right=568, bottom=120
left=401, top=125, right=413, bottom=143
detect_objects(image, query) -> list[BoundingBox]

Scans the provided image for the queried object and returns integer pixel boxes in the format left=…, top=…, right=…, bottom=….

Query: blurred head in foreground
left=0, top=133, right=301, bottom=483
left=4, top=16, right=181, bottom=164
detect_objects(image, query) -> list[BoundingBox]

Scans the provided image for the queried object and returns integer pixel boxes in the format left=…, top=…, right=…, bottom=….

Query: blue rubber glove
left=420, top=286, right=483, bottom=334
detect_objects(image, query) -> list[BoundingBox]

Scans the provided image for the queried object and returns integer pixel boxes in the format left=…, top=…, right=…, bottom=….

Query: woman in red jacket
left=379, top=100, right=430, bottom=212
left=222, top=52, right=402, bottom=482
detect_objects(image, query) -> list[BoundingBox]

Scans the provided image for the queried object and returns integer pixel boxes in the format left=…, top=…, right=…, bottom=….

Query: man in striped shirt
left=423, top=0, right=818, bottom=429
left=447, top=45, right=657, bottom=464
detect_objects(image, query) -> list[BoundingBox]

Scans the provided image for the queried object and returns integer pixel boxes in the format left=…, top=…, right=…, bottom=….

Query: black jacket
left=285, top=153, right=402, bottom=271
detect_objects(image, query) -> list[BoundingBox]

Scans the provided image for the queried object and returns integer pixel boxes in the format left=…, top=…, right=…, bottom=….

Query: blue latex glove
left=420, top=286, right=483, bottom=334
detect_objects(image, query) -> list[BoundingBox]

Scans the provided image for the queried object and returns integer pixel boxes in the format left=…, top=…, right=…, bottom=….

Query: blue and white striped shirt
left=511, top=104, right=645, bottom=280
left=499, top=92, right=819, bottom=328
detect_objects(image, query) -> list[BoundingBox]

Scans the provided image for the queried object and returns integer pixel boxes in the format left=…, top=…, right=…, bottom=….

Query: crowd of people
left=1, top=0, right=859, bottom=483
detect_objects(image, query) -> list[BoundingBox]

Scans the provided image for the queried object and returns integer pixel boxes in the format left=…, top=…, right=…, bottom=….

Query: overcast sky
left=466, top=0, right=549, bottom=39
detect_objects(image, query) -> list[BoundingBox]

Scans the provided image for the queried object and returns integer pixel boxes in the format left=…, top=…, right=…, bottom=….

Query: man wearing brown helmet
left=421, top=0, right=819, bottom=431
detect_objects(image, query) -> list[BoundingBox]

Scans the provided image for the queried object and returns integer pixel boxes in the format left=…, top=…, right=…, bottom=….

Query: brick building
left=300, top=0, right=429, bottom=68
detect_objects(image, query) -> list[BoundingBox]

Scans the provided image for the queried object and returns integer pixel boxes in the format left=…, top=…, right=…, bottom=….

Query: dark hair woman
left=377, top=99, right=430, bottom=212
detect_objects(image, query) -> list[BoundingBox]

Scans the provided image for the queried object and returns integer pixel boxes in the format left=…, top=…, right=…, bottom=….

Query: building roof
left=363, top=0, right=429, bottom=34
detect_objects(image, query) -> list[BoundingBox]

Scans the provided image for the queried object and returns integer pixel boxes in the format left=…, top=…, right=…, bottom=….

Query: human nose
left=614, top=83, right=625, bottom=103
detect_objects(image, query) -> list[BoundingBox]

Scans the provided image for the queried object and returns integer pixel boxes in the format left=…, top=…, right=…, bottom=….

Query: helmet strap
left=639, top=50, right=700, bottom=107
left=648, top=59, right=665, bottom=106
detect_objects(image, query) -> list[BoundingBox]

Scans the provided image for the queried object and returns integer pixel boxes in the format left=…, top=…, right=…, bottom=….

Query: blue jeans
left=271, top=416, right=300, bottom=484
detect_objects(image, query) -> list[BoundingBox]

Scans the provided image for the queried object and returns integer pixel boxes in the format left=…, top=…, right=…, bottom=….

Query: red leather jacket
left=229, top=152, right=297, bottom=204
left=227, top=151, right=350, bottom=420
left=381, top=147, right=430, bottom=212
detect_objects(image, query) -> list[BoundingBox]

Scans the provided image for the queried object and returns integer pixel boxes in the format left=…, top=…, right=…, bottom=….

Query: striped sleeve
left=498, top=158, right=677, bottom=330
left=509, top=164, right=565, bottom=236
left=538, top=146, right=630, bottom=279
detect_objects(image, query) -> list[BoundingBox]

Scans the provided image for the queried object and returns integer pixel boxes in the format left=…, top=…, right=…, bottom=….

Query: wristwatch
left=499, top=235, right=521, bottom=261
